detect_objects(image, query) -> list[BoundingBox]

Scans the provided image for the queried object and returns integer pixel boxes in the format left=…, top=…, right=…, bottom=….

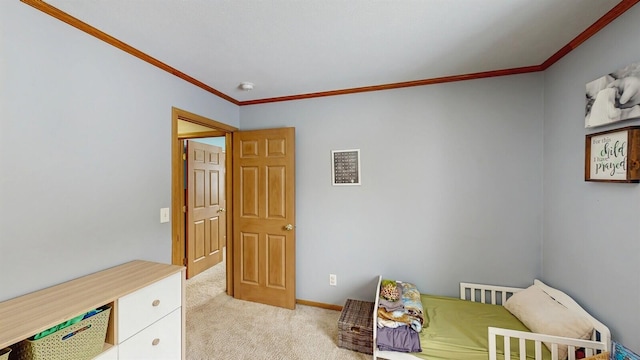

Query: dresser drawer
left=118, top=308, right=181, bottom=360
left=117, top=272, right=182, bottom=342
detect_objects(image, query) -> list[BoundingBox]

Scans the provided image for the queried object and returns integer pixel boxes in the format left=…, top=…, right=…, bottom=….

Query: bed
left=373, top=276, right=610, bottom=360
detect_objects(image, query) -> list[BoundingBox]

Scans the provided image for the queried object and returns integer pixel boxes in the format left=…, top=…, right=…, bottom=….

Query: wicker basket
left=11, top=306, right=110, bottom=360
left=338, top=299, right=374, bottom=354
left=583, top=352, right=610, bottom=360
left=0, top=348, right=11, bottom=360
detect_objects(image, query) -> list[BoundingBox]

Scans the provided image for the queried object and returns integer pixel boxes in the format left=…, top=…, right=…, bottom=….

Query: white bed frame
left=373, top=276, right=610, bottom=360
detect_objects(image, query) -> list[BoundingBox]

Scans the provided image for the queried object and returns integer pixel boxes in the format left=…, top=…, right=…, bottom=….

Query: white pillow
left=504, top=284, right=594, bottom=360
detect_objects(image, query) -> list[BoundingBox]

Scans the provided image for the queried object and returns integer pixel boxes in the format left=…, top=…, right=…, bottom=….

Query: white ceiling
left=44, top=0, right=624, bottom=103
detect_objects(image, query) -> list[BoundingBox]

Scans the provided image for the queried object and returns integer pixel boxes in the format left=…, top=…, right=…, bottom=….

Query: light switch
left=160, top=208, right=170, bottom=223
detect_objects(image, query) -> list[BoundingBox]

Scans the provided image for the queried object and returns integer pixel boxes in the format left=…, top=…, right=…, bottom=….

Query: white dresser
left=0, top=260, right=185, bottom=360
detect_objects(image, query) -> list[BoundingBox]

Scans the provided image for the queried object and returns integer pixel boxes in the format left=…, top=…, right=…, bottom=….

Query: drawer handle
left=152, top=338, right=160, bottom=346
left=152, top=299, right=161, bottom=307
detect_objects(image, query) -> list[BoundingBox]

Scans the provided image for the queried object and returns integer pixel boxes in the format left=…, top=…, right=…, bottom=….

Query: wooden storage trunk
left=338, top=299, right=374, bottom=354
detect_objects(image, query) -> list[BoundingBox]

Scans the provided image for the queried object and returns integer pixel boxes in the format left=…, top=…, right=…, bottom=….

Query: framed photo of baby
left=585, top=60, right=640, bottom=128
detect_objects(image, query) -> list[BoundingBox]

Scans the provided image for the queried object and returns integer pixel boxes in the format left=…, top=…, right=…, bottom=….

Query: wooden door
left=233, top=128, right=296, bottom=309
left=186, top=140, right=225, bottom=279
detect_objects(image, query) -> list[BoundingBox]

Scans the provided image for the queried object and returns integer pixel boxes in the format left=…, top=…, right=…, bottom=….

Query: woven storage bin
left=338, top=299, right=374, bottom=354
left=583, top=352, right=609, bottom=360
left=11, top=306, right=110, bottom=360
left=0, top=348, right=11, bottom=360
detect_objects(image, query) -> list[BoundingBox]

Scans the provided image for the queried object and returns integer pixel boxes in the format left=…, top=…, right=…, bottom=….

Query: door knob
left=284, top=224, right=294, bottom=231
left=217, top=208, right=226, bottom=213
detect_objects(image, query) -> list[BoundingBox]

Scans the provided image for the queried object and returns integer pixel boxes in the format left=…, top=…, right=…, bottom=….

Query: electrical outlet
left=329, top=274, right=337, bottom=286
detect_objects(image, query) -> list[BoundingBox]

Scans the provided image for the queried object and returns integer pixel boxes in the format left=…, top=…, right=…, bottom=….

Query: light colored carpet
left=185, top=262, right=370, bottom=360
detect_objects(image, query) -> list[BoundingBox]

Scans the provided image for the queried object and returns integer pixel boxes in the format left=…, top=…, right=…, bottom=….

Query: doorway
left=172, top=108, right=297, bottom=309
left=184, top=138, right=226, bottom=279
left=171, top=107, right=237, bottom=295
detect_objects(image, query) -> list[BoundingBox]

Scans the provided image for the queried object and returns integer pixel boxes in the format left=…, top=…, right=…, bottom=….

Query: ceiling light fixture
left=239, top=82, right=254, bottom=91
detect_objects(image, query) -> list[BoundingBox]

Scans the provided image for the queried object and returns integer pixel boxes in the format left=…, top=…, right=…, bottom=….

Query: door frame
left=171, top=107, right=237, bottom=295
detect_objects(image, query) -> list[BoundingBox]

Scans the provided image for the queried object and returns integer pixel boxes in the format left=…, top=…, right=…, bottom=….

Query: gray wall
left=0, top=1, right=238, bottom=301
left=4, top=0, right=637, bottom=352
left=240, top=73, right=545, bottom=304
left=543, top=5, right=640, bottom=353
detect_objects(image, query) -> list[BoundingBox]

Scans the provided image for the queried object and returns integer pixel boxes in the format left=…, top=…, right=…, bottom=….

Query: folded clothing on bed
left=377, top=281, right=425, bottom=332
left=376, top=326, right=422, bottom=352
left=379, top=281, right=405, bottom=312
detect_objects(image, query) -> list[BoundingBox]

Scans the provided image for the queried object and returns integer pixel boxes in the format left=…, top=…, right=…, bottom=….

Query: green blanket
left=412, top=295, right=551, bottom=360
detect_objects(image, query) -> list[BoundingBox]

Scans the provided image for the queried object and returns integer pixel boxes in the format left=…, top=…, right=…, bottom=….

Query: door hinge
left=182, top=206, right=187, bottom=213
left=182, top=258, right=187, bottom=266
left=182, top=153, right=186, bottom=160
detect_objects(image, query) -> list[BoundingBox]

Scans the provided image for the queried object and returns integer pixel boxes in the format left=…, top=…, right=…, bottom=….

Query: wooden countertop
left=0, top=260, right=184, bottom=349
